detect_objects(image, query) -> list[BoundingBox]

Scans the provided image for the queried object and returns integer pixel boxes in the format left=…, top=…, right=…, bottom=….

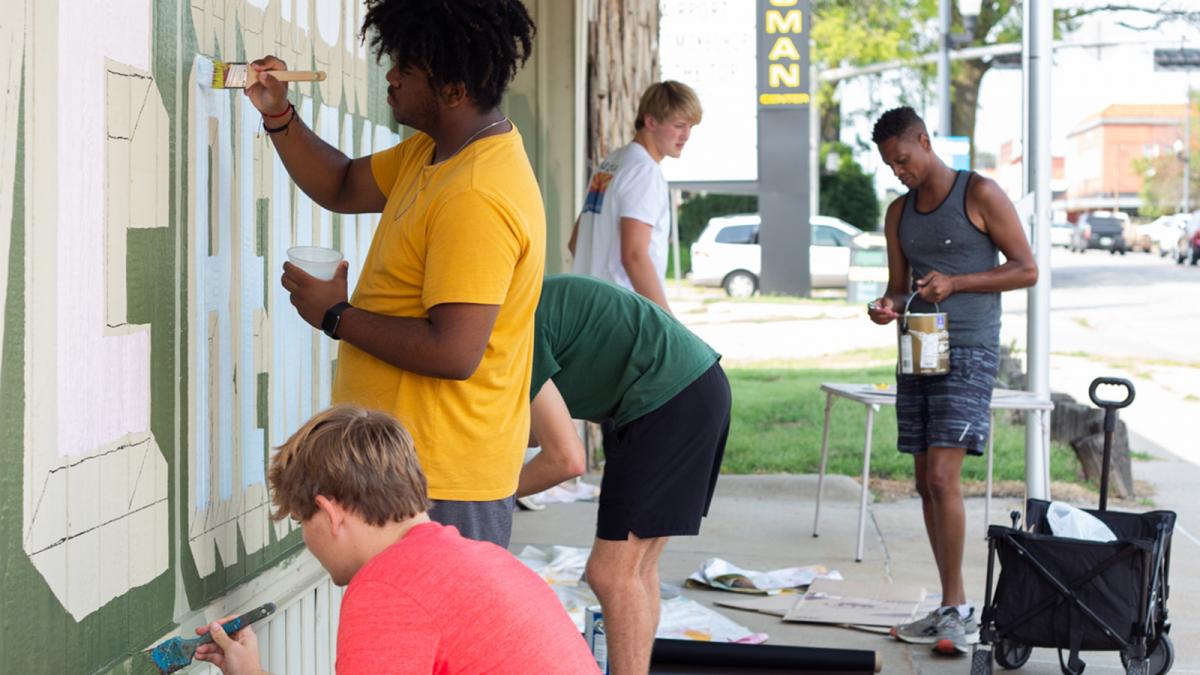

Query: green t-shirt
left=531, top=275, right=720, bottom=427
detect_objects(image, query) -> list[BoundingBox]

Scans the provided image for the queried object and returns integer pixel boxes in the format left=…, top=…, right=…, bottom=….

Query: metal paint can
left=584, top=604, right=609, bottom=674
left=898, top=295, right=950, bottom=376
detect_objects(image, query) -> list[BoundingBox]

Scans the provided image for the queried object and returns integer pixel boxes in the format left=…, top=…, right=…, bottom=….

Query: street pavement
left=510, top=248, right=1200, bottom=674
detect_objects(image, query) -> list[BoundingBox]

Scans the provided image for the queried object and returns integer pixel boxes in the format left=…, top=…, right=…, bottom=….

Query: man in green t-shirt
left=519, top=274, right=730, bottom=675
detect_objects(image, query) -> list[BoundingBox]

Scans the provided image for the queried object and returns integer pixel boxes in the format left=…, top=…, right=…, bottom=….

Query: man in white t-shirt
left=569, top=81, right=702, bottom=312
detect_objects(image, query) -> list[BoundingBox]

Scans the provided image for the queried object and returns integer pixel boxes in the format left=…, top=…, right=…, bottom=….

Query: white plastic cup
left=286, top=246, right=343, bottom=281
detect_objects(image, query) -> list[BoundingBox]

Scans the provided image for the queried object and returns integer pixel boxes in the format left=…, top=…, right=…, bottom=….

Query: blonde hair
left=268, top=405, right=432, bottom=526
left=635, top=80, right=702, bottom=132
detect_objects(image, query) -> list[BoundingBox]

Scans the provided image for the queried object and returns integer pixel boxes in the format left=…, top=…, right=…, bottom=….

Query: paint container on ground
left=897, top=295, right=950, bottom=376
left=584, top=604, right=610, bottom=674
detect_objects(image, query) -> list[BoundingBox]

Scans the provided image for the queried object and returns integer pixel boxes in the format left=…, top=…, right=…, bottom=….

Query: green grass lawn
left=723, top=365, right=1081, bottom=483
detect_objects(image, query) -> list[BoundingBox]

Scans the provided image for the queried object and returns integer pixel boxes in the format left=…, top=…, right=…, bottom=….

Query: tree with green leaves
left=820, top=142, right=882, bottom=230
left=1134, top=93, right=1199, bottom=217
left=812, top=0, right=936, bottom=146
left=813, top=1, right=1200, bottom=163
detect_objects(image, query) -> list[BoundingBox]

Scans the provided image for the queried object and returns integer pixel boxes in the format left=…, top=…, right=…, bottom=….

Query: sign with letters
left=757, top=0, right=810, bottom=108
left=756, top=0, right=812, bottom=295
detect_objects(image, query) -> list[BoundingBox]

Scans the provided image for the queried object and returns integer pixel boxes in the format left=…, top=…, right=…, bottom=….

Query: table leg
left=856, top=404, right=876, bottom=563
left=812, top=393, right=835, bottom=537
left=985, top=411, right=994, bottom=538
left=1042, top=409, right=1052, bottom=500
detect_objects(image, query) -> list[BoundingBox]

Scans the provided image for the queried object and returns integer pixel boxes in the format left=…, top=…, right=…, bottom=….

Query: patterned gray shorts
left=896, top=346, right=999, bottom=456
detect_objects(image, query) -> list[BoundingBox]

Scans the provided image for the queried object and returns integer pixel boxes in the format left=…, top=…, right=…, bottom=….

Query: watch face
left=323, top=302, right=349, bottom=339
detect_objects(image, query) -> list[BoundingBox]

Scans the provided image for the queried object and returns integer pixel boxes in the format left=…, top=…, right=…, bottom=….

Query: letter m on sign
left=766, top=10, right=803, bottom=34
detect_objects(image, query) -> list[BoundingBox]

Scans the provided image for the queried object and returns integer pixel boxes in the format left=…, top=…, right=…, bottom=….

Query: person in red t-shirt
left=194, top=405, right=598, bottom=675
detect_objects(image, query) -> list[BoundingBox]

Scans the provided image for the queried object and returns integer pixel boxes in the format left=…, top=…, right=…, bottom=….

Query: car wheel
left=723, top=271, right=757, bottom=298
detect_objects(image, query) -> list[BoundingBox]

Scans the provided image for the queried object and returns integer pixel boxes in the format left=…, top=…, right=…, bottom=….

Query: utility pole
left=1023, top=0, right=1053, bottom=501
left=1186, top=70, right=1192, bottom=213
left=938, top=0, right=952, bottom=136
left=1153, top=48, right=1200, bottom=213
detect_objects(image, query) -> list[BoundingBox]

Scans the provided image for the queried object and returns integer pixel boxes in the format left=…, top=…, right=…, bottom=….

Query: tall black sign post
left=756, top=0, right=812, bottom=296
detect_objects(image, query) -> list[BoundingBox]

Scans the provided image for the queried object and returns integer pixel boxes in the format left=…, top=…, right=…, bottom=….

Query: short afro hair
left=872, top=106, right=926, bottom=145
left=361, top=0, right=536, bottom=110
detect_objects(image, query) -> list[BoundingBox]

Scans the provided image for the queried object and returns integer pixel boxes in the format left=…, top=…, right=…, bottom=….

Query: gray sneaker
left=932, top=609, right=980, bottom=655
left=891, top=608, right=979, bottom=651
left=890, top=608, right=944, bottom=643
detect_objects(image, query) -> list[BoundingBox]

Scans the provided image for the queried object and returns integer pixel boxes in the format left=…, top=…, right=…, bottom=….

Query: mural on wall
left=1, top=0, right=398, bottom=671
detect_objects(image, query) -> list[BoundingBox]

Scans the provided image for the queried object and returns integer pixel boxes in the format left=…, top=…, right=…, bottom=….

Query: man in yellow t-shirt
left=244, top=1, right=543, bottom=547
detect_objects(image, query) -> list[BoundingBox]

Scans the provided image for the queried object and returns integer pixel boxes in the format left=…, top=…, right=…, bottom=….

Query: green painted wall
left=0, top=1, right=581, bottom=673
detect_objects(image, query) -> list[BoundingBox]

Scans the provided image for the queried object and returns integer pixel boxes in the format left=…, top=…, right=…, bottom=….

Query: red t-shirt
left=336, top=522, right=599, bottom=674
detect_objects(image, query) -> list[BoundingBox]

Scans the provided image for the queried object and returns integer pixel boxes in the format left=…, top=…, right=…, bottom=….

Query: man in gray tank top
left=867, top=107, right=1038, bottom=655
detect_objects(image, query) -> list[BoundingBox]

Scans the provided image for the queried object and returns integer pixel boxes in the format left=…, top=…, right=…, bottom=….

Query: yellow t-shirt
left=332, top=125, right=546, bottom=501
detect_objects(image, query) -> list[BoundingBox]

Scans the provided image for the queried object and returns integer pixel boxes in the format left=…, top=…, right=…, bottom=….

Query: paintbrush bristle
left=212, top=61, right=251, bottom=89
left=148, top=635, right=199, bottom=673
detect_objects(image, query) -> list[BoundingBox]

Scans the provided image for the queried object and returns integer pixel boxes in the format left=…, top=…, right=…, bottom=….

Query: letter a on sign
left=768, top=37, right=801, bottom=61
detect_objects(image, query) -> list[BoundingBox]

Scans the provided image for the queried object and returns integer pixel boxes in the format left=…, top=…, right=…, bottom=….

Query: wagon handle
left=1088, top=377, right=1134, bottom=511
left=1088, top=378, right=1135, bottom=430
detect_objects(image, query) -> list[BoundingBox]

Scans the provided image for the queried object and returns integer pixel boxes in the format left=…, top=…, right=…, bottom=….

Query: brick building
left=1061, top=103, right=1186, bottom=219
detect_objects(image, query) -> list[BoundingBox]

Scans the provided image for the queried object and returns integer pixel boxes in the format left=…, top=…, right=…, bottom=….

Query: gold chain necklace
left=390, top=117, right=510, bottom=221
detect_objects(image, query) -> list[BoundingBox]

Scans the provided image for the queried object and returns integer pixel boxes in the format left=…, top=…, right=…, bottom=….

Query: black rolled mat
left=650, top=639, right=879, bottom=674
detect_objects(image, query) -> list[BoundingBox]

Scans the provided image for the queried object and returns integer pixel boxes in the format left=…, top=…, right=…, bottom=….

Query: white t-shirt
left=572, top=141, right=670, bottom=292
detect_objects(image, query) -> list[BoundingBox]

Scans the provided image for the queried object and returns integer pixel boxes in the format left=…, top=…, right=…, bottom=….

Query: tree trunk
left=820, top=83, right=841, bottom=146
left=587, top=0, right=660, bottom=169
left=952, top=58, right=989, bottom=167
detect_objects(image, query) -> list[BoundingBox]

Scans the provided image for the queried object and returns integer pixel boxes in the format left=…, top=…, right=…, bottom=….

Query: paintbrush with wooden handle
left=198, top=57, right=326, bottom=89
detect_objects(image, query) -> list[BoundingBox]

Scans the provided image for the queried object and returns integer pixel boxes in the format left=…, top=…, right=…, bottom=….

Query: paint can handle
left=900, top=293, right=941, bottom=333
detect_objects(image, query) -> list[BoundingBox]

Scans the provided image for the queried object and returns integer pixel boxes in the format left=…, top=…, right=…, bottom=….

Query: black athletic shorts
left=597, top=362, right=731, bottom=541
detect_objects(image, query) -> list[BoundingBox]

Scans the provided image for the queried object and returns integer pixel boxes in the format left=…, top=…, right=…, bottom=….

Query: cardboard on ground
left=714, top=593, right=799, bottom=617
left=782, top=578, right=926, bottom=627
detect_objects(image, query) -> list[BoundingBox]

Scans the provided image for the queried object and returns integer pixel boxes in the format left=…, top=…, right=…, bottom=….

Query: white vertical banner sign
left=659, top=1, right=757, bottom=183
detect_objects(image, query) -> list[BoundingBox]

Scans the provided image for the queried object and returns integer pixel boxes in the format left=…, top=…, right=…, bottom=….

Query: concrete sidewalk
left=510, top=445, right=1198, bottom=674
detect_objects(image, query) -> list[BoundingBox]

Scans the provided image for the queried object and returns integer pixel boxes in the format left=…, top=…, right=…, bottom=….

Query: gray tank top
left=899, top=170, right=1000, bottom=348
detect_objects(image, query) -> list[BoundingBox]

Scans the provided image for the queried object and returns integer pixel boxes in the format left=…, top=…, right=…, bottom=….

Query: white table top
left=820, top=382, right=1055, bottom=411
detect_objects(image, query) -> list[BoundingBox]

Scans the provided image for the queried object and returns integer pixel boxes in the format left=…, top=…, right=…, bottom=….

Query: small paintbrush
left=198, top=56, right=326, bottom=89
left=145, top=602, right=276, bottom=673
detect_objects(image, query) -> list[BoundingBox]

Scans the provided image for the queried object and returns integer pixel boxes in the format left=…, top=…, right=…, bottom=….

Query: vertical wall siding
left=188, top=575, right=343, bottom=675
left=1, top=1, right=578, bottom=672
left=1, top=1, right=395, bottom=671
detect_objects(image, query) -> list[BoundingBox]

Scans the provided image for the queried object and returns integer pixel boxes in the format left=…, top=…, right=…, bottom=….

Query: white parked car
left=1139, top=213, right=1189, bottom=257
left=1050, top=219, right=1074, bottom=248
left=688, top=213, right=873, bottom=297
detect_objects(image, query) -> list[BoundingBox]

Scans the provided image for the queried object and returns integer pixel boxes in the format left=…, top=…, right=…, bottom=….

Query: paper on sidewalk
left=783, top=578, right=926, bottom=627
left=686, top=557, right=842, bottom=594
left=516, top=545, right=764, bottom=643
left=532, top=479, right=600, bottom=505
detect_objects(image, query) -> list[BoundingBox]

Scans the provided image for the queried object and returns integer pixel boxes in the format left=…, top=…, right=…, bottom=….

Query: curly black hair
left=361, top=0, right=536, bottom=110
left=871, top=106, right=926, bottom=145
